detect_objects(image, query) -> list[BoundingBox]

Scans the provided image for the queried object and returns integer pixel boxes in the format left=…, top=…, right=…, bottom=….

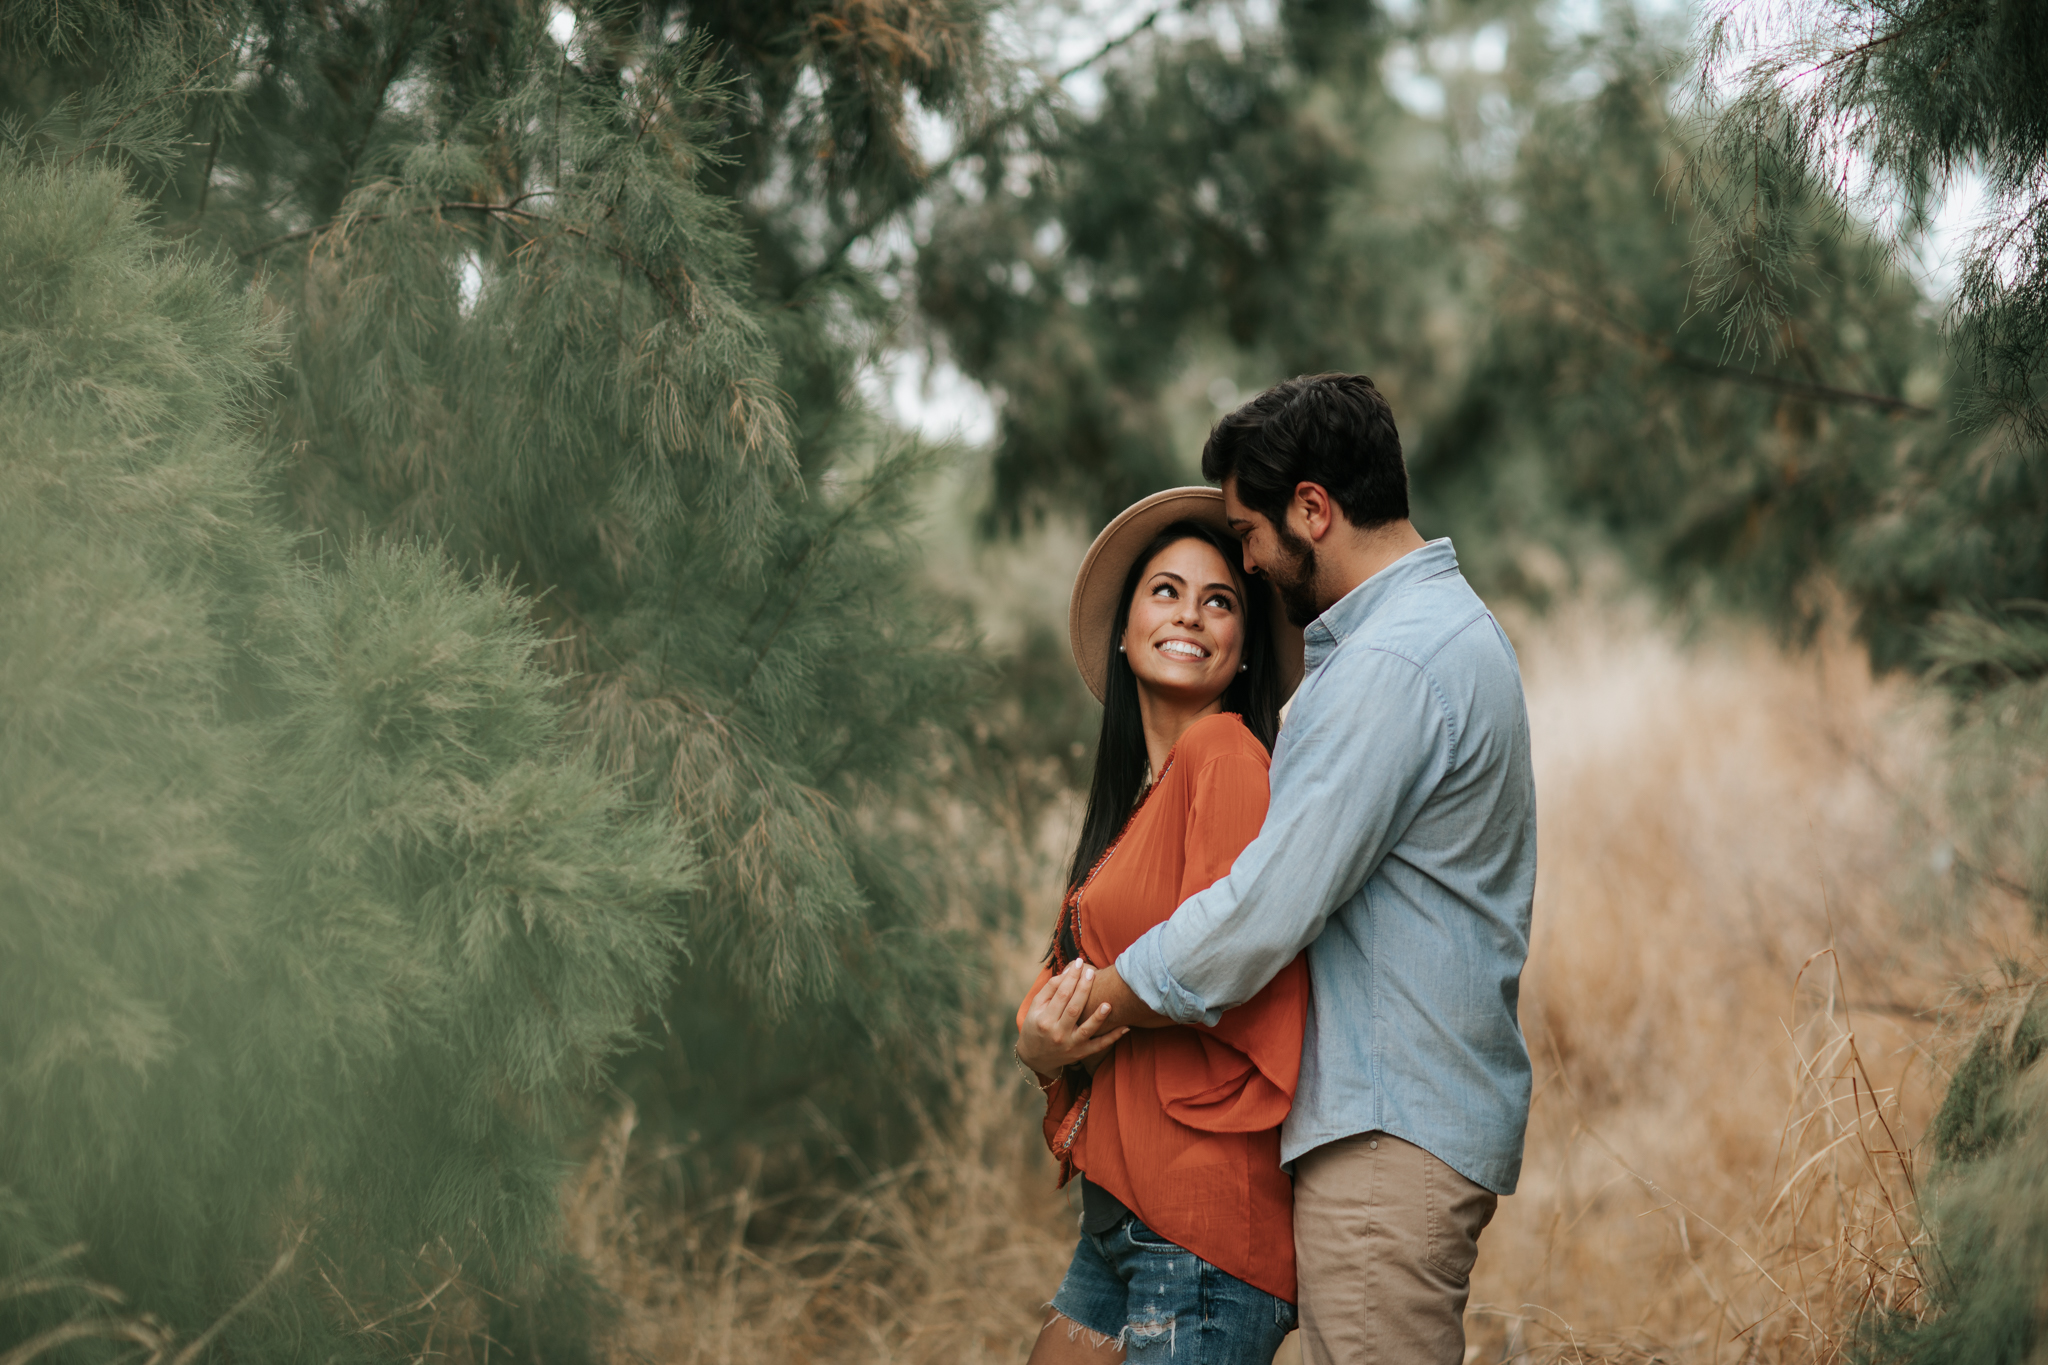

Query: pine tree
left=4, top=0, right=1020, bottom=1181
left=1415, top=21, right=1957, bottom=649
left=1691, top=0, right=2048, bottom=440
left=1658, top=0, right=2048, bottom=678
left=3, top=2, right=1043, bottom=1354
left=1644, top=7, right=2048, bottom=1358
left=0, top=147, right=690, bottom=1358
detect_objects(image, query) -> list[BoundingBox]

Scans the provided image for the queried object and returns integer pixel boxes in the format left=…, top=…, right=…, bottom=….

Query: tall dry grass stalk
left=565, top=1032, right=1074, bottom=1364
left=571, top=604, right=2028, bottom=1364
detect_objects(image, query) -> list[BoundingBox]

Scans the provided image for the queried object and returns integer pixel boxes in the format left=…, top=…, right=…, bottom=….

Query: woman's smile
left=1121, top=536, right=1245, bottom=708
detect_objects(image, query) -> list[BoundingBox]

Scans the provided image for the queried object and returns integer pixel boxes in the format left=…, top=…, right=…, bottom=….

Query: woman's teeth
left=1158, top=640, right=1209, bottom=660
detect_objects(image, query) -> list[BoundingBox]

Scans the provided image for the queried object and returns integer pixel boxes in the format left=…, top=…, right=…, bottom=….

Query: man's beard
left=1269, top=525, right=1321, bottom=628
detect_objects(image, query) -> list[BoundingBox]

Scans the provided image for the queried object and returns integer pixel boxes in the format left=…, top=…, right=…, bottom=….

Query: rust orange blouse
left=1018, top=711, right=1309, bottom=1303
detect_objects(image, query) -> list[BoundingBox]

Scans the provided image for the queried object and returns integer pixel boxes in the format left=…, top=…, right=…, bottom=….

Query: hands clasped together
left=1016, top=958, right=1131, bottom=1080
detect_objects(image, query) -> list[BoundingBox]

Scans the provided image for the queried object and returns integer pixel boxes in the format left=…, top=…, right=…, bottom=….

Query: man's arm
left=1110, top=649, right=1450, bottom=1026
left=1089, top=964, right=1168, bottom=1031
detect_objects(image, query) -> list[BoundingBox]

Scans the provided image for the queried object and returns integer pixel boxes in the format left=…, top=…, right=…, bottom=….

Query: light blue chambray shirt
left=1115, top=537, right=1536, bottom=1194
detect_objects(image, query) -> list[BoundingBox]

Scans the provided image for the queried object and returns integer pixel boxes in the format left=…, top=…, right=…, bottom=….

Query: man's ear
left=1292, top=482, right=1336, bottom=543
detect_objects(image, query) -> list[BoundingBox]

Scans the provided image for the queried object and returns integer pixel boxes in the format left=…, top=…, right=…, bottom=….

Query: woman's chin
left=1134, top=675, right=1231, bottom=711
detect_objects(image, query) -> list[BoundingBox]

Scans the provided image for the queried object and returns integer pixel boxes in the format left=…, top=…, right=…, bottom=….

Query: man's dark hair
left=1201, top=373, right=1409, bottom=530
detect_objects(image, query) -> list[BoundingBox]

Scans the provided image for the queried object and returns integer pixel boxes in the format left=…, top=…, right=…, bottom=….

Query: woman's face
left=1120, top=536, right=1246, bottom=709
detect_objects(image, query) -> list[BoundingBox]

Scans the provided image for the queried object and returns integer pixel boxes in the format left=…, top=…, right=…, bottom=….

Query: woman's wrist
left=1012, top=1042, right=1057, bottom=1088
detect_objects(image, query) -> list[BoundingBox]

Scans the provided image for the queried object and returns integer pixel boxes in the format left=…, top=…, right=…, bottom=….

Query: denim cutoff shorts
left=1050, top=1212, right=1297, bottom=1362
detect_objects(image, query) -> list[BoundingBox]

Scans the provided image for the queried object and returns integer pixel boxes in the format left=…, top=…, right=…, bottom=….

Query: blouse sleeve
left=1154, top=738, right=1310, bottom=1134
left=1018, top=961, right=1088, bottom=1178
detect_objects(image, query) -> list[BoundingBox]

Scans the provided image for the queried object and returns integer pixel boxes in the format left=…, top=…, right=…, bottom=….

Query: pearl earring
left=1238, top=663, right=1247, bottom=672
left=1117, top=643, right=1126, bottom=653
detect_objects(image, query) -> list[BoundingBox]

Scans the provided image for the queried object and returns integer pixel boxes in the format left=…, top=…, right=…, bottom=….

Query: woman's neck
left=1135, top=689, right=1227, bottom=783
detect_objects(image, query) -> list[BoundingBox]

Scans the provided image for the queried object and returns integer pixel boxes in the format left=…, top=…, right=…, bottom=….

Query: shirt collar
left=1301, top=537, right=1460, bottom=673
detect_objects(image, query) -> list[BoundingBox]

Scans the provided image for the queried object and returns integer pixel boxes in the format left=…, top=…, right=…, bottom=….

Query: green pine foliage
left=0, top=149, right=690, bottom=1356
left=884, top=0, right=2036, bottom=686
left=1691, top=0, right=2048, bottom=440
left=1669, top=0, right=2048, bottom=683
left=1416, top=28, right=1957, bottom=651
left=1868, top=989, right=2048, bottom=1365
left=913, top=0, right=2041, bottom=686
left=6, top=0, right=1020, bottom=1183
left=229, top=4, right=998, bottom=1167
left=916, top=0, right=1442, bottom=532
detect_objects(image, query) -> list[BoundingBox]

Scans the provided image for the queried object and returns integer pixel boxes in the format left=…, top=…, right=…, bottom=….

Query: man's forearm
left=1116, top=661, right=1448, bottom=1020
left=1086, top=964, right=1170, bottom=1032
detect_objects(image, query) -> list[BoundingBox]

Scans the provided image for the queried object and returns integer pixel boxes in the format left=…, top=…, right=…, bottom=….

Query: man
left=1086, top=373, right=1536, bottom=1365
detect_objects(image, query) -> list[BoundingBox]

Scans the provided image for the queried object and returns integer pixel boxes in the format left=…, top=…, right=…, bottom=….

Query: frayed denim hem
left=1043, top=1302, right=1120, bottom=1351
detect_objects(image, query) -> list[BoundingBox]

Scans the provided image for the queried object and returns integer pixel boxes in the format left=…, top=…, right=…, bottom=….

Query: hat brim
left=1068, top=486, right=1307, bottom=705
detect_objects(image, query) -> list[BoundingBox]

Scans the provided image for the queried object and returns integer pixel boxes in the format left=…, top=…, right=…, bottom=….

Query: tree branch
left=791, top=5, right=1168, bottom=294
left=59, top=49, right=236, bottom=169
left=239, top=198, right=694, bottom=313
left=322, top=0, right=431, bottom=216
left=1516, top=261, right=1936, bottom=417
left=1787, top=0, right=1962, bottom=84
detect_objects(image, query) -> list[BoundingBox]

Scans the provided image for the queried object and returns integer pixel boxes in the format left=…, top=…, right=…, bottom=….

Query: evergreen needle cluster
left=0, top=152, right=690, bottom=1357
left=1690, top=0, right=2048, bottom=440
left=6, top=0, right=1016, bottom=1204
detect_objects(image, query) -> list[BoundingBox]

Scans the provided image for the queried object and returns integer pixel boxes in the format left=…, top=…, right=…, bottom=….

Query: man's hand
left=1017, top=960, right=1129, bottom=1078
left=1085, top=963, right=1171, bottom=1032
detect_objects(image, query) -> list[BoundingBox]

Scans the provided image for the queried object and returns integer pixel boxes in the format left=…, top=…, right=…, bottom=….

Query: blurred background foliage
left=3, top=0, right=2047, bottom=1359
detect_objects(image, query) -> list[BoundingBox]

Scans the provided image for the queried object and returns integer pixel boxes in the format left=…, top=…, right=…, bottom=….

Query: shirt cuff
left=1116, top=932, right=1224, bottom=1028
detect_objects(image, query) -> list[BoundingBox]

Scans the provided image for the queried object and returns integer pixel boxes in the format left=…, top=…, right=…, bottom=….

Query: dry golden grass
left=1468, top=606, right=1948, bottom=1365
left=565, top=1039, right=1074, bottom=1363
left=571, top=604, right=2029, bottom=1365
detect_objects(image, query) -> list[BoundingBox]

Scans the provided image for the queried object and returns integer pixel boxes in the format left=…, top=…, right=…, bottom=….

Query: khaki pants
left=1294, top=1132, right=1498, bottom=1365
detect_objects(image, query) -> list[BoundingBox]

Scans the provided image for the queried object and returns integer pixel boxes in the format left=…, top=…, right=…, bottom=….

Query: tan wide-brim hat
left=1068, top=486, right=1306, bottom=704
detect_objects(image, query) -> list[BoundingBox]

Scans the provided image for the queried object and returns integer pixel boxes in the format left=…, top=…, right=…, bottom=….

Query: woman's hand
left=1018, top=960, right=1129, bottom=1079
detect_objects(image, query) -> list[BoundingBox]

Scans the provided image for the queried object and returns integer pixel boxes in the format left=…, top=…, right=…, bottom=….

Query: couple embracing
left=1014, top=374, right=1537, bottom=1364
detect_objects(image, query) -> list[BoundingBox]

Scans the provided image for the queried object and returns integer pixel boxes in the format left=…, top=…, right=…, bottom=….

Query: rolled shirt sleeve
left=1117, top=645, right=1453, bottom=1026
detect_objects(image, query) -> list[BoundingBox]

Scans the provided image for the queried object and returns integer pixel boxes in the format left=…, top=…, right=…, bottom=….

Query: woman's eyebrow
left=1203, top=582, right=1238, bottom=596
left=1149, top=570, right=1186, bottom=584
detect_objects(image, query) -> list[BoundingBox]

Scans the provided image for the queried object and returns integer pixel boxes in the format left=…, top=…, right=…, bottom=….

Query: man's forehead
left=1219, top=478, right=1259, bottom=526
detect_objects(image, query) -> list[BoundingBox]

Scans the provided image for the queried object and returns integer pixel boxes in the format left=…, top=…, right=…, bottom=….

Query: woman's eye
left=1206, top=595, right=1236, bottom=611
left=1152, top=584, right=1176, bottom=598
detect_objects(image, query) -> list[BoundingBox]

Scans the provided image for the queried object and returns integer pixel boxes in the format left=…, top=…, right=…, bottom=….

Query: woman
left=1016, top=487, right=1309, bottom=1363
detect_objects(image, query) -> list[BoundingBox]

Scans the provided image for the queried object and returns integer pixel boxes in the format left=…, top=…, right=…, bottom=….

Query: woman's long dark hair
left=1064, top=520, right=1284, bottom=900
